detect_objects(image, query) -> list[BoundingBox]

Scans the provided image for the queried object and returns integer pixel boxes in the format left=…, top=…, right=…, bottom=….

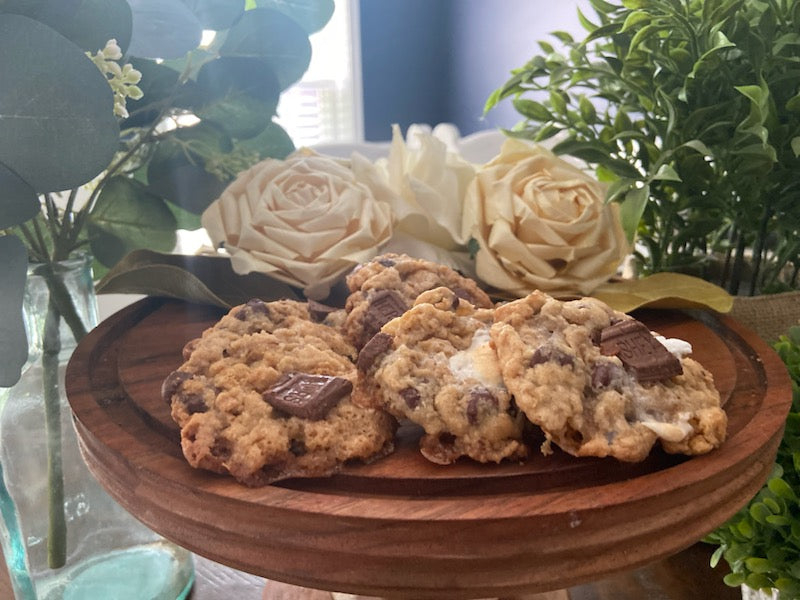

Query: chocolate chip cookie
left=491, top=291, right=727, bottom=462
left=343, top=253, right=493, bottom=350
left=354, top=287, right=527, bottom=465
left=162, top=298, right=396, bottom=486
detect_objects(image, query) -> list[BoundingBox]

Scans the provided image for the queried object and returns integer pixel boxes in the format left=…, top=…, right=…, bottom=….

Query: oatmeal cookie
left=162, top=298, right=395, bottom=486
left=343, top=253, right=493, bottom=349
left=491, top=291, right=727, bottom=462
left=354, top=287, right=527, bottom=465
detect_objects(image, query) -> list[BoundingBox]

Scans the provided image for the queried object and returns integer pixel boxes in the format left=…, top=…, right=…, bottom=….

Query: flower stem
left=42, top=296, right=66, bottom=569
left=39, top=260, right=90, bottom=569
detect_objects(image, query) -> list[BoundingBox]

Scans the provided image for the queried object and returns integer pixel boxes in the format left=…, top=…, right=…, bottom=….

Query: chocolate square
left=263, top=372, right=352, bottom=420
left=599, top=319, right=683, bottom=382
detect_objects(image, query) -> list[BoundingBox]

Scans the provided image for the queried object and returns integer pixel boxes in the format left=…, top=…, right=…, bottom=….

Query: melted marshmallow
left=448, top=328, right=504, bottom=388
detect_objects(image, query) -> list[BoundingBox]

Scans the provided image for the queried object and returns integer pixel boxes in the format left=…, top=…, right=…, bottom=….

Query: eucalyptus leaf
left=237, top=120, right=296, bottom=160
left=0, top=235, right=29, bottom=387
left=0, top=162, right=38, bottom=229
left=87, top=176, right=177, bottom=268
left=146, top=122, right=233, bottom=213
left=253, top=0, right=334, bottom=34
left=96, top=248, right=302, bottom=307
left=195, top=56, right=281, bottom=138
left=122, top=58, right=197, bottom=129
left=127, top=0, right=203, bottom=59
left=181, top=0, right=245, bottom=29
left=42, top=0, right=133, bottom=54
left=0, top=14, right=119, bottom=193
left=220, top=7, right=311, bottom=89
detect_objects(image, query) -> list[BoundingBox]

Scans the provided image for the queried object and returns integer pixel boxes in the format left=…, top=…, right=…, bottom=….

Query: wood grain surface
left=64, top=298, right=792, bottom=599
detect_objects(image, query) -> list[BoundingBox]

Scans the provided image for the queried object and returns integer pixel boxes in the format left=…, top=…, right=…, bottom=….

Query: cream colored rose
left=463, top=139, right=629, bottom=296
left=376, top=124, right=476, bottom=249
left=201, top=151, right=394, bottom=300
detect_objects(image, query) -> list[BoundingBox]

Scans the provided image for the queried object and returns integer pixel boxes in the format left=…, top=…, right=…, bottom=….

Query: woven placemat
left=729, top=290, right=800, bottom=343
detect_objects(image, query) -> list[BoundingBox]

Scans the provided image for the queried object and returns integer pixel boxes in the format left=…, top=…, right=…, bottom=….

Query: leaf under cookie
left=96, top=249, right=302, bottom=308
left=591, top=273, right=734, bottom=314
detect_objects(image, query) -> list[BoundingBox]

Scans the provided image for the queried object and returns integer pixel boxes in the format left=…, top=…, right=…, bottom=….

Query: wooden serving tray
left=65, top=298, right=792, bottom=599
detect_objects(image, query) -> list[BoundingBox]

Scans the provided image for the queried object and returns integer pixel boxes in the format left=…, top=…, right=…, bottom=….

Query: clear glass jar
left=0, top=253, right=194, bottom=599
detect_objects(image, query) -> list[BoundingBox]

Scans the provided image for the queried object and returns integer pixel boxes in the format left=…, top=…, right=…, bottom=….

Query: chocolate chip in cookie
left=162, top=370, right=193, bottom=404
left=263, top=372, right=353, bottom=421
left=357, top=332, right=393, bottom=373
left=600, top=319, right=682, bottom=382
left=364, top=290, right=407, bottom=339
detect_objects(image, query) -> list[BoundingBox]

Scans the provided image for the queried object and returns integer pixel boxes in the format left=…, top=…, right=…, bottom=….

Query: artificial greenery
left=486, top=0, right=800, bottom=297
left=0, top=0, right=332, bottom=573
left=705, top=325, right=800, bottom=597
left=0, top=0, right=333, bottom=387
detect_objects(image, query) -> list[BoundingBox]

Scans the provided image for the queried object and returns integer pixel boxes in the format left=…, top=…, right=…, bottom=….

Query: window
left=275, top=0, right=363, bottom=146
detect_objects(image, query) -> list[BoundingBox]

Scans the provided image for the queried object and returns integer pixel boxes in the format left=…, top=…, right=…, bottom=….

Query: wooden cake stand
left=65, top=298, right=792, bottom=599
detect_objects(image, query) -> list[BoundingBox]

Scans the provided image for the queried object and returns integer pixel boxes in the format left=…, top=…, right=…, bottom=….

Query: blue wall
left=359, top=0, right=590, bottom=140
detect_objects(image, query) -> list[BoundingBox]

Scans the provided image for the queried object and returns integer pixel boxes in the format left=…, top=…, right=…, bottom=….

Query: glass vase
left=0, top=253, right=194, bottom=599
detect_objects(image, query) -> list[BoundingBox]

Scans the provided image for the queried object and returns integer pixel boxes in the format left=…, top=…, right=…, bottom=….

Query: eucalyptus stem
left=38, top=260, right=90, bottom=569
left=42, top=296, right=66, bottom=569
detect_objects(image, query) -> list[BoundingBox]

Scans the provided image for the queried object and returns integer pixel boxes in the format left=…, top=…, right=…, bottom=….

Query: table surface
left=0, top=542, right=742, bottom=599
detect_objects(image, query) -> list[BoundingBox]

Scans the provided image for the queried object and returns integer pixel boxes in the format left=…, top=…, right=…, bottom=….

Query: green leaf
left=792, top=137, right=800, bottom=158
left=551, top=139, right=611, bottom=165
left=745, top=572, right=774, bottom=590
left=680, top=139, right=713, bottom=156
left=768, top=478, right=798, bottom=502
left=146, top=122, right=233, bottom=213
left=651, top=164, right=682, bottom=182
left=549, top=90, right=568, bottom=114
left=745, top=557, right=773, bottom=574
left=220, top=7, right=311, bottom=90
left=38, top=0, right=133, bottom=54
left=165, top=200, right=203, bottom=231
left=122, top=58, right=198, bottom=129
left=0, top=234, right=28, bottom=387
left=181, top=0, right=245, bottom=30
left=195, top=56, right=281, bottom=139
left=750, top=502, right=772, bottom=525
left=87, top=176, right=178, bottom=268
left=618, top=184, right=649, bottom=244
left=127, top=0, right=203, bottom=59
left=591, top=272, right=734, bottom=313
left=96, top=249, right=302, bottom=308
left=237, top=120, right=295, bottom=160
left=512, top=98, right=553, bottom=121
left=0, top=14, right=119, bottom=193
left=620, top=9, right=650, bottom=33
left=579, top=95, right=597, bottom=122
left=0, top=162, right=38, bottom=229
left=253, top=0, right=334, bottom=34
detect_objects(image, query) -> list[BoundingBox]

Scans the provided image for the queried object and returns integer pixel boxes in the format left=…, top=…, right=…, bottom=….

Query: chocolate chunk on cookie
left=599, top=319, right=682, bottom=382
left=163, top=298, right=395, bottom=486
left=343, top=253, right=493, bottom=349
left=264, top=373, right=353, bottom=420
left=491, top=291, right=726, bottom=462
left=353, top=287, right=527, bottom=465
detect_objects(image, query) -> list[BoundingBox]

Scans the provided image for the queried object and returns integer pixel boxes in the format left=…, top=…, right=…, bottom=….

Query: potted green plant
left=0, top=1, right=332, bottom=596
left=485, top=0, right=800, bottom=298
left=486, top=0, right=800, bottom=596
left=705, top=325, right=800, bottom=598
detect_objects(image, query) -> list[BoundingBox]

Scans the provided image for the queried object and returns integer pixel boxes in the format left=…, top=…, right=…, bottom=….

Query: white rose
left=375, top=124, right=476, bottom=250
left=201, top=151, right=394, bottom=300
left=463, top=139, right=630, bottom=297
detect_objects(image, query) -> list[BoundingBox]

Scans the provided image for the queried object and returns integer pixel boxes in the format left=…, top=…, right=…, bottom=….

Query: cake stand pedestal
left=65, top=298, right=791, bottom=599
